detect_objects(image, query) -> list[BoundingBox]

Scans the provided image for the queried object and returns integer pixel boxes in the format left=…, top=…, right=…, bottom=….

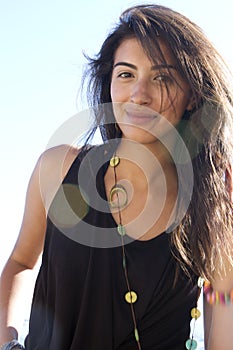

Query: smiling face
left=110, top=37, right=193, bottom=146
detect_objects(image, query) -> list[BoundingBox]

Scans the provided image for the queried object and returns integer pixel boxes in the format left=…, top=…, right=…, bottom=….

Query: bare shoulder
left=9, top=145, right=81, bottom=269
left=38, top=144, right=81, bottom=211
left=39, top=144, right=79, bottom=173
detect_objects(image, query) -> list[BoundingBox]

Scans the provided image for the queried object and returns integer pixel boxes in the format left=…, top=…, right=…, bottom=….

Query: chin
left=121, top=125, right=158, bottom=145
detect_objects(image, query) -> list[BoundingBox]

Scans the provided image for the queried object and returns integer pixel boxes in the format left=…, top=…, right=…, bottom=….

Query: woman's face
left=110, top=37, right=193, bottom=145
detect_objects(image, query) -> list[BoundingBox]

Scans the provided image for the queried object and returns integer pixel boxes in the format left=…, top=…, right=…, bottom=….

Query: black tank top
left=25, top=145, right=198, bottom=350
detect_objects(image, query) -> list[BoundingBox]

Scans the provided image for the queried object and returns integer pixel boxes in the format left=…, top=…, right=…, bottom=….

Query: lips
left=123, top=104, right=159, bottom=126
left=125, top=113, right=154, bottom=125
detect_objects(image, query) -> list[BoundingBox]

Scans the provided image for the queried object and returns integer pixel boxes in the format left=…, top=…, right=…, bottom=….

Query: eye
left=117, top=71, right=133, bottom=78
left=154, top=74, right=173, bottom=83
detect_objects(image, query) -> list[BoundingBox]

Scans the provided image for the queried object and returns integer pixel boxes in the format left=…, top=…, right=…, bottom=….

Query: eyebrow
left=113, top=61, right=176, bottom=71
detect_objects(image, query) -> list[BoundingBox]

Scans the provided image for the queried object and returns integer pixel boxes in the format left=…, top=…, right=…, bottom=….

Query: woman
left=0, top=4, right=232, bottom=350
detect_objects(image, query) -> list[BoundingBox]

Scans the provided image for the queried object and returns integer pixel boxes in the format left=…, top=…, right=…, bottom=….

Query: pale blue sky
left=1, top=0, right=233, bottom=268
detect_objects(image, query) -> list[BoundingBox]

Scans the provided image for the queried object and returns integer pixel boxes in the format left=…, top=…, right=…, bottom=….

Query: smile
left=125, top=112, right=156, bottom=125
left=123, top=104, right=159, bottom=126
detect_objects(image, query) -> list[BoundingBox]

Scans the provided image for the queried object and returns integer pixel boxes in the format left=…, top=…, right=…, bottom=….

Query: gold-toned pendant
left=110, top=156, right=120, bottom=167
left=109, top=184, right=128, bottom=208
left=191, top=307, right=201, bottom=319
left=125, top=291, right=138, bottom=304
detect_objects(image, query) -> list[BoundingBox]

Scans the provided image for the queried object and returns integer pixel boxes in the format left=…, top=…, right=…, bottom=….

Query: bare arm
left=0, top=153, right=46, bottom=345
left=204, top=165, right=233, bottom=350
left=204, top=272, right=233, bottom=350
left=0, top=145, right=79, bottom=346
left=204, top=296, right=212, bottom=350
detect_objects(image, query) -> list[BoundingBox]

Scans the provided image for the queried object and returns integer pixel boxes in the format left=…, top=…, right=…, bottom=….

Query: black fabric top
left=25, top=145, right=198, bottom=350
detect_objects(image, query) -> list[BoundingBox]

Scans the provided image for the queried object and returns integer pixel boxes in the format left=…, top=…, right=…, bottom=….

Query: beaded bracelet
left=203, top=281, right=233, bottom=305
left=0, top=340, right=24, bottom=350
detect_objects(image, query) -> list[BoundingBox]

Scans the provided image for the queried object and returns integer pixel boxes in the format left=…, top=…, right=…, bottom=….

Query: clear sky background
left=1, top=0, right=233, bottom=270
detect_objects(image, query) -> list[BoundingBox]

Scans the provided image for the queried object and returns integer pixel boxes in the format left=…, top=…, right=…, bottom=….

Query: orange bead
left=230, top=289, right=233, bottom=302
left=207, top=292, right=213, bottom=305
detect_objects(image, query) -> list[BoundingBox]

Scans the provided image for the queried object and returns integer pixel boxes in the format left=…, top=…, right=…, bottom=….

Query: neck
left=117, top=137, right=174, bottom=171
left=106, top=138, right=179, bottom=240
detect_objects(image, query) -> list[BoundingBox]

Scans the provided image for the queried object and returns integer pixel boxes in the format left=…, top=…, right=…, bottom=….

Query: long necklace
left=109, top=155, right=142, bottom=350
left=185, top=276, right=204, bottom=350
left=109, top=154, right=203, bottom=350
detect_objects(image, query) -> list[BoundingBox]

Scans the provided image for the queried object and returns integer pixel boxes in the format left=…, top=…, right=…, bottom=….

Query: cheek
left=112, top=102, right=124, bottom=123
left=110, top=82, right=118, bottom=102
left=110, top=81, right=127, bottom=103
left=165, top=93, right=190, bottom=120
left=176, top=94, right=191, bottom=114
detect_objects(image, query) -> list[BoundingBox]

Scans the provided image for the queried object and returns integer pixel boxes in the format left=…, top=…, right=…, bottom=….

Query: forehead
left=113, top=37, right=177, bottom=66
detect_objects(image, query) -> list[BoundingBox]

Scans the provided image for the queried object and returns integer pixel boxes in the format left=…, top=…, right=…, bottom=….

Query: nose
left=130, top=79, right=152, bottom=105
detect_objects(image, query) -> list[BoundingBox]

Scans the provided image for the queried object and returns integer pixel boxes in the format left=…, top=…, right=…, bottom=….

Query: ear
left=186, top=94, right=196, bottom=111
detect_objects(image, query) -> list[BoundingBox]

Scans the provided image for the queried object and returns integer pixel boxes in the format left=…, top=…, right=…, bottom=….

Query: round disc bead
left=110, top=156, right=120, bottom=167
left=185, top=338, right=197, bottom=350
left=191, top=308, right=201, bottom=319
left=125, top=291, right=137, bottom=304
left=117, top=224, right=126, bottom=236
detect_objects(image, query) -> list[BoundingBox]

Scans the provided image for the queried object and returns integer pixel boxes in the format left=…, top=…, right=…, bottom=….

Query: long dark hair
left=83, top=4, right=233, bottom=281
